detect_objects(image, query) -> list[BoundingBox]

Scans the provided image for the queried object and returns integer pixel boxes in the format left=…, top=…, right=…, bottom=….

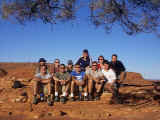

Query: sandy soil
left=0, top=63, right=160, bottom=120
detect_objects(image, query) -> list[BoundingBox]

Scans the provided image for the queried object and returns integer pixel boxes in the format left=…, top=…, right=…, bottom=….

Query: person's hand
left=61, top=80, right=66, bottom=85
left=101, top=80, right=105, bottom=83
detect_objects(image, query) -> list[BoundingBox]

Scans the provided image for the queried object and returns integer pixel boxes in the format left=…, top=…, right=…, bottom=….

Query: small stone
left=52, top=110, right=64, bottom=117
left=108, top=113, right=112, bottom=117
left=33, top=115, right=39, bottom=119
left=8, top=112, right=12, bottom=116
left=48, top=112, right=52, bottom=116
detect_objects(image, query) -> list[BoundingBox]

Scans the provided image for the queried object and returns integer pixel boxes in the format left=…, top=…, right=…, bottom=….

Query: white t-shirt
left=85, top=68, right=103, bottom=79
left=102, top=69, right=116, bottom=83
left=35, top=73, right=51, bottom=79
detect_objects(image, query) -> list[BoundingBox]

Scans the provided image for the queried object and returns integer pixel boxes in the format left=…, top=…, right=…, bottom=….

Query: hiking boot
left=54, top=96, right=60, bottom=102
left=32, top=95, right=38, bottom=104
left=95, top=92, right=100, bottom=101
left=60, top=96, right=66, bottom=104
left=70, top=97, right=75, bottom=101
left=88, top=94, right=93, bottom=101
left=47, top=95, right=53, bottom=106
left=78, top=95, right=83, bottom=101
left=40, top=93, right=45, bottom=102
left=84, top=96, right=88, bottom=101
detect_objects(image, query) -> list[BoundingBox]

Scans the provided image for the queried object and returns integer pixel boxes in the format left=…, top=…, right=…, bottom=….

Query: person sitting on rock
left=85, top=61, right=105, bottom=101
left=33, top=65, right=53, bottom=106
left=70, top=64, right=88, bottom=101
left=53, top=64, right=71, bottom=104
left=102, top=60, right=116, bottom=94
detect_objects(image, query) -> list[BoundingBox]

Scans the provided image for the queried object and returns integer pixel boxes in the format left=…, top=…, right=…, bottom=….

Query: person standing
left=76, top=49, right=92, bottom=71
left=110, top=54, right=125, bottom=79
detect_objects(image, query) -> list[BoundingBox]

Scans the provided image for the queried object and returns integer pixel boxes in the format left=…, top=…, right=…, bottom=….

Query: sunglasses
left=92, top=64, right=97, bottom=66
left=60, top=67, right=65, bottom=69
left=98, top=59, right=104, bottom=60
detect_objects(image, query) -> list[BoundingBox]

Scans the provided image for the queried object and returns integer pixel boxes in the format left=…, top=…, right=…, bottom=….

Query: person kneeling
left=32, top=65, right=53, bottom=106
left=70, top=64, right=88, bottom=101
left=53, top=64, right=71, bottom=104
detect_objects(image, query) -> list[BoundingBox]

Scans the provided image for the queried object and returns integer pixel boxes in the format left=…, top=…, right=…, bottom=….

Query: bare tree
left=1, top=0, right=160, bottom=35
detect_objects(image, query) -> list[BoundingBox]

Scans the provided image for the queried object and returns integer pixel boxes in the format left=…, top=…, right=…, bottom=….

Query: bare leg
left=55, top=81, right=59, bottom=94
left=33, top=80, right=39, bottom=96
left=71, top=81, right=75, bottom=95
left=88, top=79, right=93, bottom=94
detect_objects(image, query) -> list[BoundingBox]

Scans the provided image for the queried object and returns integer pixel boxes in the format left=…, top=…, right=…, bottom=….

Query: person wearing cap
left=66, top=60, right=73, bottom=73
left=76, top=49, right=92, bottom=71
left=35, top=58, right=48, bottom=74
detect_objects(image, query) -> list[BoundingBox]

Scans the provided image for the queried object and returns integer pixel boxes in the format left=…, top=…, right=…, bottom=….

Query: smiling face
left=59, top=64, right=65, bottom=73
left=75, top=64, right=81, bottom=73
left=54, top=59, right=60, bottom=67
left=104, top=63, right=109, bottom=70
left=40, top=66, right=47, bottom=74
left=92, top=62, right=98, bottom=71
left=98, top=56, right=104, bottom=64
left=112, top=55, right=117, bottom=63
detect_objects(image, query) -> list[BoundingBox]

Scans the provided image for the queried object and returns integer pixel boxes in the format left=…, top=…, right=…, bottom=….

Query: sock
left=84, top=92, right=88, bottom=97
left=71, top=93, right=74, bottom=97
left=62, top=92, right=66, bottom=97
left=55, top=92, right=58, bottom=96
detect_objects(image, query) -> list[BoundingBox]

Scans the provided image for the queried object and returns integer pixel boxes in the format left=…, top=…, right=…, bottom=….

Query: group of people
left=32, top=49, right=125, bottom=106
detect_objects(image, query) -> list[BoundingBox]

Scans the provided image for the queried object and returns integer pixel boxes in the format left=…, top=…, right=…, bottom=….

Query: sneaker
left=84, top=96, right=88, bottom=101
left=71, top=97, right=75, bottom=101
left=60, top=96, right=66, bottom=104
left=54, top=96, right=60, bottom=102
left=95, top=95, right=100, bottom=101
left=47, top=95, right=53, bottom=106
left=40, top=93, right=45, bottom=102
left=32, top=95, right=38, bottom=104
left=95, top=92, right=100, bottom=101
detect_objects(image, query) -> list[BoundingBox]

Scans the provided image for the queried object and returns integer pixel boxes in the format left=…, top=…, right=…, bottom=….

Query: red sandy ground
left=0, top=63, right=160, bottom=120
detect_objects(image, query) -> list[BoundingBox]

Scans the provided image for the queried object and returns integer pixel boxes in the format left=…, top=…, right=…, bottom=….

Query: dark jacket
left=110, top=60, right=125, bottom=77
left=76, top=56, right=91, bottom=71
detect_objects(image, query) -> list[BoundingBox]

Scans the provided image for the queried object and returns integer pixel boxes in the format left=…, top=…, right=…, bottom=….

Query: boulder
left=0, top=68, right=7, bottom=77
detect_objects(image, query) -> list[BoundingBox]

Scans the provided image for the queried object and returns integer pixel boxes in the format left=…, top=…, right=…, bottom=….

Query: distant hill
left=0, top=62, right=153, bottom=85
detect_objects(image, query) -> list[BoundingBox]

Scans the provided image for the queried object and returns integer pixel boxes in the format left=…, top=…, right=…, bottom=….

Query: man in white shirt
left=102, top=60, right=116, bottom=94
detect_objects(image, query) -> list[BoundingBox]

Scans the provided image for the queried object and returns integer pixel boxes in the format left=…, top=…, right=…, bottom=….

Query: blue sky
left=0, top=8, right=160, bottom=79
